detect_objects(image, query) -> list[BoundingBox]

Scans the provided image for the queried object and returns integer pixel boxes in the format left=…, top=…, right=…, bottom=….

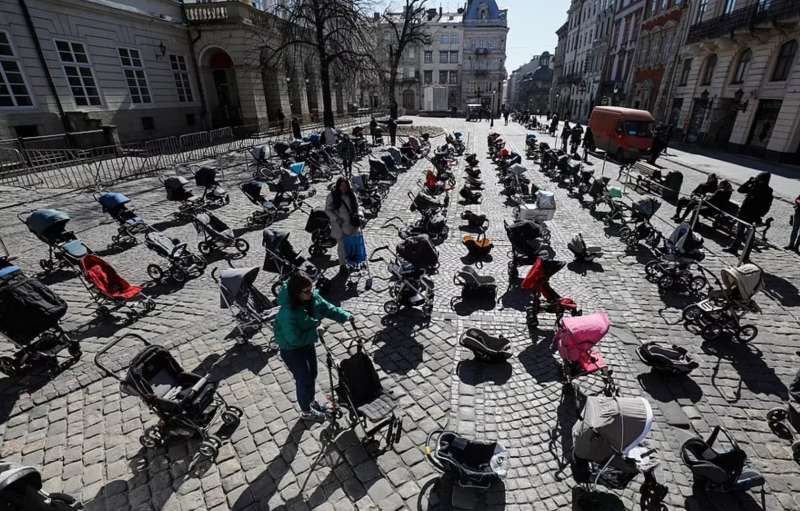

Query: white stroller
left=213, top=266, right=278, bottom=346
left=514, top=190, right=555, bottom=242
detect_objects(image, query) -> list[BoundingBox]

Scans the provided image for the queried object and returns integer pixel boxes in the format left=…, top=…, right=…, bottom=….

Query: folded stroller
left=425, top=430, right=508, bottom=488
left=262, top=229, right=329, bottom=296
left=95, top=192, right=148, bottom=247
left=94, top=334, right=242, bottom=460
left=163, top=176, right=203, bottom=221
left=304, top=209, right=337, bottom=256
left=241, top=181, right=288, bottom=227
left=194, top=166, right=229, bottom=207
left=682, top=263, right=763, bottom=343
left=556, top=312, right=617, bottom=396
left=396, top=234, right=439, bottom=273
left=521, top=257, right=580, bottom=330
left=78, top=255, right=155, bottom=317
left=453, top=266, right=497, bottom=301
left=0, top=461, right=84, bottom=510
left=636, top=342, right=699, bottom=375
left=144, top=231, right=206, bottom=283
left=459, top=328, right=511, bottom=362
left=504, top=219, right=554, bottom=279
left=20, top=209, right=91, bottom=273
left=0, top=264, right=80, bottom=377
left=193, top=212, right=249, bottom=256
left=462, top=231, right=493, bottom=260
left=213, top=266, right=278, bottom=344
left=567, top=233, right=603, bottom=262
left=646, top=223, right=708, bottom=294
left=573, top=396, right=665, bottom=498
left=461, top=210, right=488, bottom=230
left=680, top=426, right=765, bottom=492
left=370, top=245, right=435, bottom=317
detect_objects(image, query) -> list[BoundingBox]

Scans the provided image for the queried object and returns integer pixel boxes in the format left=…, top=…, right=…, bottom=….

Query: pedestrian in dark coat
left=582, top=127, right=595, bottom=162
left=387, top=118, right=398, bottom=147
left=338, top=134, right=356, bottom=178
left=724, top=172, right=774, bottom=254
left=560, top=121, right=571, bottom=152
left=369, top=117, right=378, bottom=145
left=276, top=109, right=286, bottom=134
left=291, top=117, right=301, bottom=140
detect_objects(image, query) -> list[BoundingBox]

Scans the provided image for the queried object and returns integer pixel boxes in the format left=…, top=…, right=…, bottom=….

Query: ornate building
left=508, top=53, right=554, bottom=113
left=461, top=0, right=509, bottom=115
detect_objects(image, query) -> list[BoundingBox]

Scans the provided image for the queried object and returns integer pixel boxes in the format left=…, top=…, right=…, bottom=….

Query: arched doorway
left=200, top=47, right=241, bottom=128
left=402, top=89, right=416, bottom=112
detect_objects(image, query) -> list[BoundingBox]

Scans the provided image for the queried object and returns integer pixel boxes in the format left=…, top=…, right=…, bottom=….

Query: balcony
left=463, top=16, right=507, bottom=28
left=687, top=0, right=800, bottom=44
left=185, top=1, right=270, bottom=26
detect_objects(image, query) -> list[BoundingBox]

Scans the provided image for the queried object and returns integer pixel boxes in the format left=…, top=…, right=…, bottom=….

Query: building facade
left=604, top=0, right=646, bottom=106
left=551, top=22, right=570, bottom=116
left=670, top=0, right=800, bottom=162
left=461, top=0, right=508, bottom=115
left=508, top=53, right=553, bottom=113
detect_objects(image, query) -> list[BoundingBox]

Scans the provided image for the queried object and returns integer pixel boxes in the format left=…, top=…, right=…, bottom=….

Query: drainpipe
left=179, top=1, right=209, bottom=130
left=17, top=0, right=72, bottom=136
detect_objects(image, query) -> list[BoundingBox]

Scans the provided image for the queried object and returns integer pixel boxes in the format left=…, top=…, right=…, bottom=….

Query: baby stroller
left=636, top=342, right=699, bottom=375
left=680, top=426, right=765, bottom=492
left=556, top=312, right=617, bottom=396
left=163, top=176, right=203, bottom=221
left=462, top=231, right=494, bottom=261
left=249, top=145, right=280, bottom=180
left=525, top=134, right=538, bottom=159
left=20, top=209, right=91, bottom=273
left=94, top=334, right=242, bottom=460
left=213, top=266, right=278, bottom=344
left=425, top=430, right=508, bottom=488
left=459, top=327, right=510, bottom=363
left=144, top=231, right=206, bottom=283
left=369, top=158, right=396, bottom=185
left=0, top=263, right=80, bottom=377
left=465, top=153, right=479, bottom=168
left=268, top=166, right=313, bottom=207
left=396, top=234, right=440, bottom=274
left=515, top=190, right=556, bottom=227
left=262, top=229, right=330, bottom=297
left=192, top=212, right=249, bottom=256
left=461, top=210, right=488, bottom=231
left=370, top=245, right=435, bottom=317
left=504, top=219, right=554, bottom=279
left=241, top=181, right=288, bottom=227
left=567, top=233, right=603, bottom=262
left=453, top=266, right=497, bottom=302
left=79, top=255, right=155, bottom=317
left=617, top=198, right=662, bottom=252
left=193, top=166, right=229, bottom=207
left=95, top=192, right=148, bottom=247
left=0, top=461, right=84, bottom=510
left=410, top=189, right=449, bottom=213
left=682, top=263, right=763, bottom=343
left=384, top=210, right=448, bottom=245
left=521, top=257, right=580, bottom=330
left=645, top=223, right=708, bottom=294
left=573, top=396, right=665, bottom=498
left=304, top=208, right=337, bottom=257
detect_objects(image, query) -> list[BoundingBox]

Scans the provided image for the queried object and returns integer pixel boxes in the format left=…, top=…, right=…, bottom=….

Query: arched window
left=701, top=54, right=717, bottom=85
left=731, top=48, right=752, bottom=84
left=772, top=40, right=798, bottom=82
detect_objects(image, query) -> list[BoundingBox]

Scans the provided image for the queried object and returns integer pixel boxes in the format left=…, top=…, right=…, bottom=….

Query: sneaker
left=310, top=401, right=329, bottom=415
left=300, top=409, right=325, bottom=422
left=722, top=246, right=739, bottom=255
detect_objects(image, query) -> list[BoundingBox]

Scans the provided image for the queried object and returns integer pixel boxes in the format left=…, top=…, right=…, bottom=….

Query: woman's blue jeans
left=280, top=344, right=318, bottom=412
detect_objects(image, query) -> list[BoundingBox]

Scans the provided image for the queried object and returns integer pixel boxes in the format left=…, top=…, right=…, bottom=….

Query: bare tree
left=382, top=0, right=430, bottom=119
left=259, top=0, right=375, bottom=128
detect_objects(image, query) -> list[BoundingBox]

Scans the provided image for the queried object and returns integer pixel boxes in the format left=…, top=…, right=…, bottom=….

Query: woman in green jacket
left=274, top=271, right=352, bottom=421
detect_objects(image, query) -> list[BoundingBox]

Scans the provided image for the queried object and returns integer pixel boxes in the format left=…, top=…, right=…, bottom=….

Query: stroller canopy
left=721, top=263, right=763, bottom=301
left=289, top=162, right=305, bottom=175
left=668, top=223, right=704, bottom=256
left=194, top=166, right=218, bottom=187
left=536, top=190, right=556, bottom=209
left=0, top=462, right=43, bottom=493
left=633, top=198, right=660, bottom=219
left=195, top=212, right=233, bottom=238
left=219, top=266, right=260, bottom=308
left=164, top=176, right=191, bottom=200
left=98, top=192, right=131, bottom=211
left=305, top=209, right=330, bottom=233
left=573, top=396, right=654, bottom=462
left=397, top=235, right=438, bottom=268
left=263, top=229, right=289, bottom=251
left=80, top=255, right=142, bottom=300
left=560, top=312, right=610, bottom=345
left=26, top=209, right=70, bottom=238
left=508, top=164, right=527, bottom=176
left=241, top=181, right=265, bottom=203
left=0, top=272, right=67, bottom=343
left=250, top=145, right=268, bottom=161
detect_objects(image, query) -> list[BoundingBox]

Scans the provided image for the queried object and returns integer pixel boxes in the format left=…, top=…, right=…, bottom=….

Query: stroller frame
left=18, top=210, right=91, bottom=273
left=211, top=266, right=279, bottom=346
left=192, top=212, right=250, bottom=256
left=144, top=231, right=207, bottom=283
left=262, top=231, right=330, bottom=297
left=94, top=191, right=149, bottom=248
left=425, top=429, right=508, bottom=489
left=370, top=245, right=435, bottom=318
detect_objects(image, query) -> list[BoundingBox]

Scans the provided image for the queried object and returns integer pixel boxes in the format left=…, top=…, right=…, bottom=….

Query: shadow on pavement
left=551, top=387, right=579, bottom=483
left=372, top=319, right=425, bottom=375
left=192, top=341, right=274, bottom=381
left=518, top=337, right=560, bottom=385
left=637, top=370, right=703, bottom=404
left=702, top=337, right=788, bottom=403
left=450, top=294, right=497, bottom=316
left=572, top=487, right=626, bottom=511
left=456, top=359, right=512, bottom=386
left=762, top=272, right=800, bottom=308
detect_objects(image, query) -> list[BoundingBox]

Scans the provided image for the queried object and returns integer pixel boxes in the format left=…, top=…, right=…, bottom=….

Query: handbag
left=342, top=233, right=367, bottom=265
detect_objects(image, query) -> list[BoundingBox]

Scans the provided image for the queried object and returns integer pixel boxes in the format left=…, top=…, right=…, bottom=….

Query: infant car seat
left=459, top=186, right=482, bottom=204
left=459, top=328, right=511, bottom=362
left=636, top=342, right=699, bottom=375
left=463, top=233, right=493, bottom=259
left=680, top=426, right=765, bottom=492
left=453, top=266, right=497, bottom=299
left=461, top=210, right=488, bottom=230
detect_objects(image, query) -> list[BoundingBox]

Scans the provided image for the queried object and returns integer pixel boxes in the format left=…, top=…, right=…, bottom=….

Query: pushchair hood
left=560, top=312, right=610, bottom=345
left=305, top=209, right=330, bottom=233
left=263, top=229, right=290, bottom=251
left=508, top=164, right=527, bottom=176
left=521, top=258, right=565, bottom=291
left=98, top=192, right=131, bottom=211
left=0, top=272, right=68, bottom=343
left=219, top=266, right=260, bottom=309
left=25, top=209, right=70, bottom=238
left=194, top=166, right=218, bottom=187
left=194, top=212, right=233, bottom=238
left=241, top=181, right=265, bottom=204
left=0, top=462, right=42, bottom=493
left=397, top=235, right=438, bottom=268
left=573, top=396, right=654, bottom=462
left=633, top=198, right=661, bottom=219
left=164, top=176, right=191, bottom=200
left=721, top=263, right=763, bottom=300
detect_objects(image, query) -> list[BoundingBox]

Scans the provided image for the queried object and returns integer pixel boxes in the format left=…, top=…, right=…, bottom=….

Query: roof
left=463, top=0, right=505, bottom=21
left=592, top=106, right=655, bottom=121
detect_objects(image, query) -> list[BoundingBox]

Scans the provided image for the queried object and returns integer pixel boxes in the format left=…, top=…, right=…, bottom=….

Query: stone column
left=235, top=65, right=269, bottom=130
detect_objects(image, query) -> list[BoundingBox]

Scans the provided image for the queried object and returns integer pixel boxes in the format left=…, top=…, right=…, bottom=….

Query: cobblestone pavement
left=1, top=117, right=799, bottom=510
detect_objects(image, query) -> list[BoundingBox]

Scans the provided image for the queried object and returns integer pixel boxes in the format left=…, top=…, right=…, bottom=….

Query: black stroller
left=163, top=176, right=204, bottom=221
left=616, top=197, right=663, bottom=252
left=504, top=219, right=554, bottom=279
left=193, top=166, right=229, bottom=207
left=144, top=230, right=207, bottom=283
left=397, top=233, right=440, bottom=274
left=94, top=334, right=242, bottom=460
left=95, top=192, right=149, bottom=247
left=249, top=144, right=281, bottom=180
left=262, top=229, right=330, bottom=296
left=20, top=209, right=91, bottom=273
left=213, top=266, right=278, bottom=345
left=425, top=430, right=508, bottom=488
left=192, top=212, right=249, bottom=256
left=268, top=166, right=314, bottom=206
left=636, top=342, right=699, bottom=375
left=0, top=461, right=83, bottom=510
left=459, top=328, right=511, bottom=362
left=304, top=208, right=337, bottom=257
left=241, top=181, right=289, bottom=227
left=369, top=158, right=396, bottom=186
left=0, top=262, right=80, bottom=377
left=370, top=244, right=436, bottom=318
left=567, top=233, right=603, bottom=262
left=645, top=223, right=708, bottom=294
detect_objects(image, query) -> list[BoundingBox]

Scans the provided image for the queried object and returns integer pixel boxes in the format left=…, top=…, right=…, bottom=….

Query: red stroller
left=79, top=255, right=155, bottom=317
left=555, top=312, right=617, bottom=397
left=520, top=257, right=580, bottom=330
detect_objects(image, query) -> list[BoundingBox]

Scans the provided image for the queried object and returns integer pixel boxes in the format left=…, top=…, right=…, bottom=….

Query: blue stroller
left=343, top=232, right=372, bottom=292
left=95, top=191, right=149, bottom=248
left=19, top=209, right=91, bottom=273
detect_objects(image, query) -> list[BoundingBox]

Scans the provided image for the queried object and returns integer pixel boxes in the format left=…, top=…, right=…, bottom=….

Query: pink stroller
left=555, top=312, right=617, bottom=397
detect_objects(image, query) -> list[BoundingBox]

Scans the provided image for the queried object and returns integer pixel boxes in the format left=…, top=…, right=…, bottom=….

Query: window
left=0, top=32, right=33, bottom=107
left=186, top=113, right=196, bottom=126
left=141, top=116, right=154, bottom=130
left=732, top=48, right=752, bottom=84
left=696, top=0, right=709, bottom=22
left=439, top=51, right=448, bottom=64
left=56, top=40, right=101, bottom=106
left=118, top=48, right=151, bottom=104
left=723, top=0, right=736, bottom=15
left=449, top=71, right=458, bottom=84
left=449, top=51, right=459, bottom=63
left=439, top=71, right=447, bottom=84
left=439, top=34, right=450, bottom=45
left=169, top=55, right=193, bottom=102
left=424, top=50, right=432, bottom=64
left=13, top=125, right=38, bottom=138
left=701, top=54, right=717, bottom=85
left=771, top=40, right=797, bottom=82
left=679, top=58, right=692, bottom=85
left=424, top=70, right=432, bottom=84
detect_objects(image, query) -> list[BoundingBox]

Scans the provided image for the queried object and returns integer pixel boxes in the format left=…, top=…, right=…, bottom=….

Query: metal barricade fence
left=179, top=131, right=212, bottom=162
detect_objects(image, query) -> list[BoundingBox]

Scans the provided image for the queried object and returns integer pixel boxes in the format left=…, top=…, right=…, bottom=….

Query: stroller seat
left=460, top=328, right=511, bottom=362
left=337, top=348, right=399, bottom=425
left=80, top=255, right=142, bottom=300
left=636, top=342, right=698, bottom=375
left=62, top=239, right=89, bottom=259
left=455, top=266, right=496, bottom=287
left=463, top=234, right=493, bottom=257
left=426, top=430, right=508, bottom=488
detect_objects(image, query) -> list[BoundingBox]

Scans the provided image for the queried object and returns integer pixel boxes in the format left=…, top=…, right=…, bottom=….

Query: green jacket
left=273, top=282, right=350, bottom=351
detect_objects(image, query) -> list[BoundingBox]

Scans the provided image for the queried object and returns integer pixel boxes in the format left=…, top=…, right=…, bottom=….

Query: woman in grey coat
left=325, top=177, right=361, bottom=272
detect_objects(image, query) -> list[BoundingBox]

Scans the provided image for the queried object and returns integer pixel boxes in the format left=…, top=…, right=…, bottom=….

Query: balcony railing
left=687, top=0, right=800, bottom=44
left=463, top=17, right=507, bottom=27
left=185, top=1, right=270, bottom=26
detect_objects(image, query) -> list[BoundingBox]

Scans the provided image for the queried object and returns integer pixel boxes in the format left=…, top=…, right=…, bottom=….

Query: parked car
left=589, top=106, right=655, bottom=163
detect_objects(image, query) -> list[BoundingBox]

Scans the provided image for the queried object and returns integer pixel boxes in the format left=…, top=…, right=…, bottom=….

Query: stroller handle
left=369, top=245, right=390, bottom=262
left=94, top=333, right=151, bottom=381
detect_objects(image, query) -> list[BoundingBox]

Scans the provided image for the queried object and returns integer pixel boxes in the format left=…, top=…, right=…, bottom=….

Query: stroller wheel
left=221, top=410, right=240, bottom=426
left=198, top=241, right=212, bottom=255
left=147, top=264, right=164, bottom=282
left=657, top=274, right=675, bottom=290
left=700, top=323, right=723, bottom=341
left=271, top=280, right=283, bottom=297
left=0, top=356, right=18, bottom=377
left=644, top=260, right=662, bottom=282
left=39, top=259, right=53, bottom=272
left=690, top=275, right=708, bottom=293
left=767, top=407, right=788, bottom=423
left=309, top=244, right=324, bottom=257
left=682, top=304, right=703, bottom=324
left=140, top=426, right=164, bottom=448
left=192, top=256, right=208, bottom=272
left=737, top=325, right=758, bottom=343
left=235, top=238, right=250, bottom=254
left=383, top=301, right=400, bottom=315
left=198, top=440, right=219, bottom=460
left=171, top=267, right=188, bottom=283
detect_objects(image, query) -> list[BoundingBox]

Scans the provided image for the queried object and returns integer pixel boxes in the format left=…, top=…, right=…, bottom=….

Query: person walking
left=387, top=117, right=398, bottom=147
left=672, top=173, right=718, bottom=223
left=582, top=127, right=595, bottom=162
left=560, top=121, right=571, bottom=152
left=276, top=109, right=286, bottom=134
left=291, top=117, right=301, bottom=140
left=786, top=194, right=800, bottom=251
left=549, top=114, right=559, bottom=137
left=648, top=126, right=665, bottom=165
left=369, top=117, right=378, bottom=146
left=274, top=272, right=353, bottom=422
left=723, top=172, right=774, bottom=255
left=570, top=124, right=583, bottom=155
left=338, top=134, right=355, bottom=179
left=325, top=177, right=361, bottom=273
left=503, top=109, right=510, bottom=126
